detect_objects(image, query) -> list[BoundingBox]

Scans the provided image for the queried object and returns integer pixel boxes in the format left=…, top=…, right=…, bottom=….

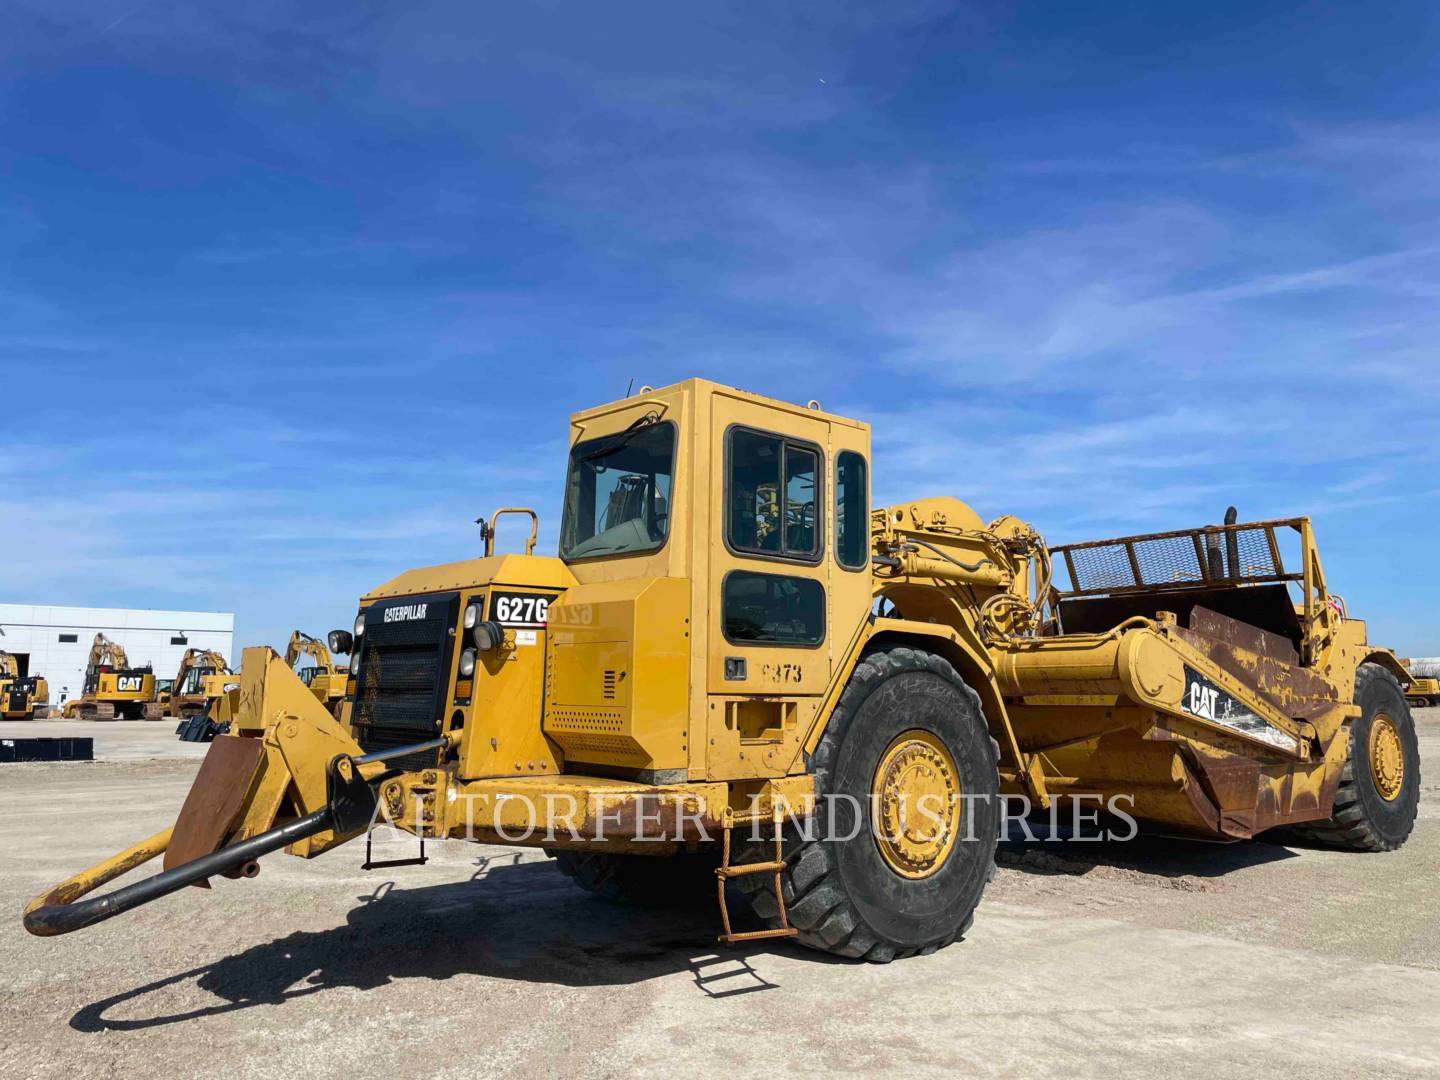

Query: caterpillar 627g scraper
left=25, top=380, right=1420, bottom=962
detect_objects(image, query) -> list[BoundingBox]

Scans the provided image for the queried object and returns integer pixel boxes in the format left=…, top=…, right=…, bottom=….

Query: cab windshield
left=560, top=420, right=675, bottom=560
left=180, top=668, right=214, bottom=695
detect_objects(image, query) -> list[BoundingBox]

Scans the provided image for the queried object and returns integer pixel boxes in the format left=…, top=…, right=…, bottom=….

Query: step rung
left=717, top=861, right=785, bottom=878
left=719, top=927, right=799, bottom=944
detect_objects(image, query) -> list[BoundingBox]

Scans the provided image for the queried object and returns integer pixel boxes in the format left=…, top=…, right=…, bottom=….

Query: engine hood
left=360, top=553, right=575, bottom=603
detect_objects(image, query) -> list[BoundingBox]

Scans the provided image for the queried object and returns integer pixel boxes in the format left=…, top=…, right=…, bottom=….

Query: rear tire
left=547, top=849, right=718, bottom=907
left=737, top=646, right=1000, bottom=962
left=1294, top=663, right=1419, bottom=852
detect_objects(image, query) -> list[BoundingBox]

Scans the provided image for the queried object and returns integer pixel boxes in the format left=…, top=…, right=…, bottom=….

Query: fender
left=1360, top=649, right=1409, bottom=689
left=794, top=616, right=1049, bottom=806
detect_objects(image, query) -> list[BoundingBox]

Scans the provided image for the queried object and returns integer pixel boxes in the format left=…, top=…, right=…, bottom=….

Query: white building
left=0, top=604, right=234, bottom=704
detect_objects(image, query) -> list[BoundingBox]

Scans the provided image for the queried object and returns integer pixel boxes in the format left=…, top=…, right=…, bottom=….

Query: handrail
left=485, top=508, right=539, bottom=557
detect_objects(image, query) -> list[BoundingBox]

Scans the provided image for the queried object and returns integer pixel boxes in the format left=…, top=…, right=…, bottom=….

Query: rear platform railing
left=1050, top=518, right=1307, bottom=599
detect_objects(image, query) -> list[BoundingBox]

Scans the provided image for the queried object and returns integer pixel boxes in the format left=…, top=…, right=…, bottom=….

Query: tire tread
left=736, top=646, right=999, bottom=961
left=1291, top=664, right=1419, bottom=852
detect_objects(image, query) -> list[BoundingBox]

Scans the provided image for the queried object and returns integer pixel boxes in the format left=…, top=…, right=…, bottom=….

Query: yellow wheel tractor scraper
left=25, top=380, right=1422, bottom=961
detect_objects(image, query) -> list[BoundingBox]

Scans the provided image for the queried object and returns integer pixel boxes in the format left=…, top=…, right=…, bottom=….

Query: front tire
left=738, top=646, right=1000, bottom=962
left=1295, top=663, right=1420, bottom=851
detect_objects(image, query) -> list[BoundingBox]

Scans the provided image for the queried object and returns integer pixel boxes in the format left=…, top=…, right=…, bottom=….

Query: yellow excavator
left=61, top=634, right=156, bottom=721
left=148, top=648, right=234, bottom=721
left=285, top=631, right=349, bottom=718
left=0, top=651, right=50, bottom=720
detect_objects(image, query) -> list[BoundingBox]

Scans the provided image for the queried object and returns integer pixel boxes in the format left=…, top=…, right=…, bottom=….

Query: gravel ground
left=1, top=713, right=1435, bottom=1079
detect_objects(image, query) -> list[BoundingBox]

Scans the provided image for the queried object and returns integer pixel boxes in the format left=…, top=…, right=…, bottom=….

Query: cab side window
left=723, top=571, right=825, bottom=645
left=727, top=428, right=821, bottom=561
left=835, top=450, right=868, bottom=570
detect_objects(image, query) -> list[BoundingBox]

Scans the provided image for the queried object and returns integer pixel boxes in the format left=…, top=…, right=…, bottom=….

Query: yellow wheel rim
left=872, top=729, right=962, bottom=879
left=1368, top=714, right=1405, bottom=802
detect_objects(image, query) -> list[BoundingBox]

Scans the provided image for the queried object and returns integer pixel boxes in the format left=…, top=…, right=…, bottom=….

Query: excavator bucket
left=23, top=647, right=447, bottom=937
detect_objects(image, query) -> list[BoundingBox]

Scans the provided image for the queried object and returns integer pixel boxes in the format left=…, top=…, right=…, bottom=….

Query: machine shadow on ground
left=69, top=827, right=1316, bottom=1032
left=998, top=823, right=1303, bottom=879
left=69, top=855, right=828, bottom=1032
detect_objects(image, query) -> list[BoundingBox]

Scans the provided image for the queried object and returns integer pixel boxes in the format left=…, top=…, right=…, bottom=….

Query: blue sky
left=2, top=1, right=1438, bottom=657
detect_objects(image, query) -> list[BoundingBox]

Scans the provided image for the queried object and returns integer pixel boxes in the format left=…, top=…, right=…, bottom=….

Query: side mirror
left=327, top=630, right=354, bottom=655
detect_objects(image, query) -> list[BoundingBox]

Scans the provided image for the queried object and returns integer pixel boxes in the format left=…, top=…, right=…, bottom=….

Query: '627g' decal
left=489, top=591, right=552, bottom=628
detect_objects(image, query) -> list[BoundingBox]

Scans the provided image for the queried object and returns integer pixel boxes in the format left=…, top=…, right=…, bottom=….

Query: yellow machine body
left=284, top=631, right=348, bottom=715
left=0, top=652, right=50, bottom=720
left=150, top=648, right=233, bottom=721
left=177, top=380, right=1395, bottom=842
left=27, top=378, right=1414, bottom=945
left=90, top=670, right=157, bottom=713
left=1400, top=660, right=1439, bottom=708
left=61, top=634, right=157, bottom=721
left=1407, top=678, right=1438, bottom=707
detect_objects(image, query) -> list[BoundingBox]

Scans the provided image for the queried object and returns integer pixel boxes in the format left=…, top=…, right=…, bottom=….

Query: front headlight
left=458, top=649, right=477, bottom=677
left=327, top=629, right=354, bottom=655
left=464, top=602, right=480, bottom=630
left=472, top=619, right=505, bottom=652
left=354, top=613, right=366, bottom=638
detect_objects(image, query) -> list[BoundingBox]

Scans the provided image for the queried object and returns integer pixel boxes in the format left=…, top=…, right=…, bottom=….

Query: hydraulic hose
left=906, top=537, right=996, bottom=574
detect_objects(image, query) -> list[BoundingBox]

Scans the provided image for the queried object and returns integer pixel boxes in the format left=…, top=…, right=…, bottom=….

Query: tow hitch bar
left=23, top=736, right=448, bottom=937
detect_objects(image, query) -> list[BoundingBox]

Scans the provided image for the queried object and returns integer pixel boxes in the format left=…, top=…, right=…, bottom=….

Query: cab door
left=703, top=393, right=836, bottom=777
left=707, top=395, right=833, bottom=695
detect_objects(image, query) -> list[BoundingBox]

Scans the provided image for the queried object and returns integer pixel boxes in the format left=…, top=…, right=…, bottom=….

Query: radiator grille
left=350, top=593, right=457, bottom=773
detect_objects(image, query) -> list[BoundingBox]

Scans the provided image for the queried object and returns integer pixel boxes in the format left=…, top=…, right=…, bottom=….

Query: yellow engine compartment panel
left=544, top=576, right=690, bottom=782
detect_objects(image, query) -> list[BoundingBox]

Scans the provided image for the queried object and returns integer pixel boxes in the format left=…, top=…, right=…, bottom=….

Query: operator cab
left=178, top=666, right=217, bottom=696
left=547, top=378, right=874, bottom=783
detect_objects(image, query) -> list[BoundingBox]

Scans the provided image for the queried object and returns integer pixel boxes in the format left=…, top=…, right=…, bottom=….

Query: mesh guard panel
left=1052, top=520, right=1303, bottom=598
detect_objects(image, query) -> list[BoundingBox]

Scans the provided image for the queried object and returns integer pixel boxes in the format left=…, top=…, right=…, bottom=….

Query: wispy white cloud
left=4, top=8, right=1440, bottom=656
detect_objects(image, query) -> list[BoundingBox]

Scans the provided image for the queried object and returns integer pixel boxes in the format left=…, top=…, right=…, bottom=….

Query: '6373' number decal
left=489, top=591, right=551, bottom=628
